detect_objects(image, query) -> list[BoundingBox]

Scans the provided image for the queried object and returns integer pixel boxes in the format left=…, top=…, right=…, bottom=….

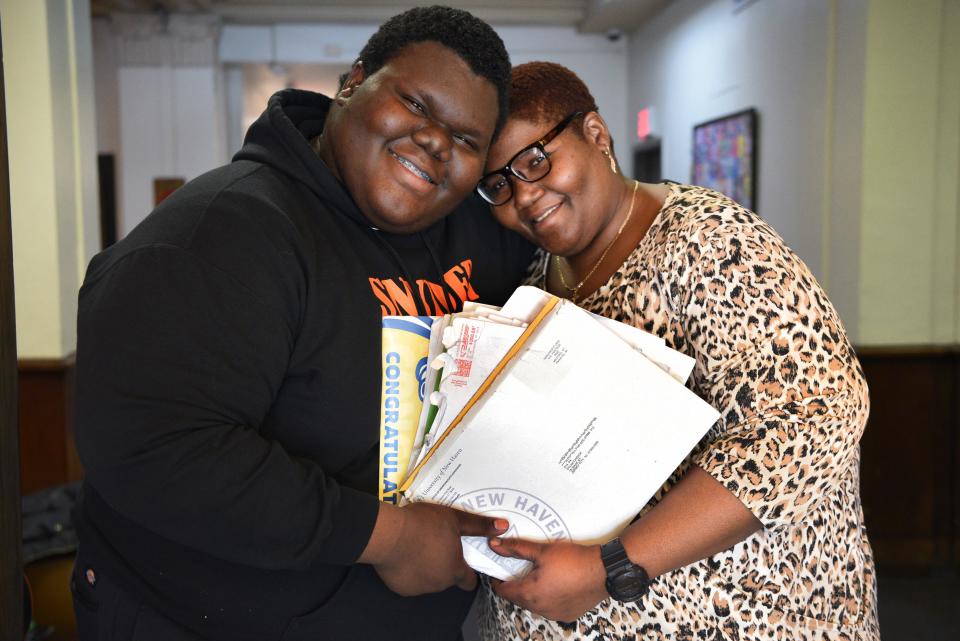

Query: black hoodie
left=73, top=90, right=533, bottom=640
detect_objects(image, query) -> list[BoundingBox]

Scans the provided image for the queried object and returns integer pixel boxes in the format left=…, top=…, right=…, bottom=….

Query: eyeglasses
left=476, top=112, right=583, bottom=206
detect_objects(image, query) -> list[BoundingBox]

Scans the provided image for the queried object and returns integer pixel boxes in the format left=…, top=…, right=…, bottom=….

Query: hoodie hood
left=234, top=89, right=370, bottom=228
left=234, top=89, right=463, bottom=313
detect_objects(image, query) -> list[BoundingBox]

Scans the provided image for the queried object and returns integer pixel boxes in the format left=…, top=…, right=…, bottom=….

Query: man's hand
left=361, top=502, right=507, bottom=596
left=489, top=538, right=609, bottom=623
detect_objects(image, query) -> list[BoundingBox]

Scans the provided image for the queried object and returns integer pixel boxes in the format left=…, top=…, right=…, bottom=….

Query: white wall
left=94, top=19, right=629, bottom=236
left=497, top=25, right=629, bottom=162
left=626, top=0, right=960, bottom=346
left=116, top=65, right=223, bottom=234
left=218, top=23, right=630, bottom=160
left=96, top=14, right=226, bottom=236
left=628, top=0, right=841, bottom=278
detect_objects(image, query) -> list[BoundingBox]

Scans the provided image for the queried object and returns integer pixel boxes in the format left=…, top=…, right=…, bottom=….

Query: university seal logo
left=455, top=487, right=570, bottom=541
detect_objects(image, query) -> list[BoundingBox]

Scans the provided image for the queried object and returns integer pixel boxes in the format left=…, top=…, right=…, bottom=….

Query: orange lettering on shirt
left=369, top=259, right=480, bottom=317
left=443, top=260, right=479, bottom=304
left=368, top=278, right=399, bottom=316
left=417, top=279, right=452, bottom=316
left=380, top=278, right=420, bottom=316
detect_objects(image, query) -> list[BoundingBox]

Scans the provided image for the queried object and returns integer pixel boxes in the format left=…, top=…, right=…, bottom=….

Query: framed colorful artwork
left=691, top=108, right=757, bottom=210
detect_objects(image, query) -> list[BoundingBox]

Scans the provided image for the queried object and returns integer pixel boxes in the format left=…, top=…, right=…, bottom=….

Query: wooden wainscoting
left=18, top=355, right=82, bottom=496
left=12, top=345, right=959, bottom=574
left=857, top=346, right=959, bottom=573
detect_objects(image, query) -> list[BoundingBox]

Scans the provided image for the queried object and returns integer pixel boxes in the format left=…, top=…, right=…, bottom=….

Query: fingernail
left=489, top=537, right=501, bottom=547
left=494, top=519, right=509, bottom=531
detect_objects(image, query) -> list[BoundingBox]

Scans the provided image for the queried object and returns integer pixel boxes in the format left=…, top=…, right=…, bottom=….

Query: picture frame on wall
left=691, top=108, right=757, bottom=210
left=153, top=177, right=186, bottom=206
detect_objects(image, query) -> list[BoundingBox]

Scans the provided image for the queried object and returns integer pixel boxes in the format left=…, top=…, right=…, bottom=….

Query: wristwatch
left=600, top=538, right=650, bottom=602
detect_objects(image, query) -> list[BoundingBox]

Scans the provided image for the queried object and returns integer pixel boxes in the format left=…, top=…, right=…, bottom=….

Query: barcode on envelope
left=454, top=358, right=472, bottom=378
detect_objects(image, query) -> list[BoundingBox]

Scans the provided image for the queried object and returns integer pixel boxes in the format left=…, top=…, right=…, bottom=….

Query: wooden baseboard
left=18, top=354, right=82, bottom=496
left=856, top=346, right=959, bottom=572
left=869, top=537, right=956, bottom=572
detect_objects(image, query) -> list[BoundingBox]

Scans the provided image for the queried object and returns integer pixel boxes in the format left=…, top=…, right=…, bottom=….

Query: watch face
left=601, top=539, right=650, bottom=602
left=609, top=569, right=648, bottom=601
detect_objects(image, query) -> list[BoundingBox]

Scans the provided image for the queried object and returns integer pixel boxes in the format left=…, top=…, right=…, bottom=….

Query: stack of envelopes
left=392, top=286, right=720, bottom=580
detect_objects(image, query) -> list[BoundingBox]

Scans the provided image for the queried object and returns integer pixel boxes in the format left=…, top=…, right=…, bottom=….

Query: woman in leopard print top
left=472, top=61, right=879, bottom=640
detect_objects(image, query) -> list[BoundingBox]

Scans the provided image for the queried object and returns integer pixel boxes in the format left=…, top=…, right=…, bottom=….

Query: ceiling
left=90, top=0, right=673, bottom=32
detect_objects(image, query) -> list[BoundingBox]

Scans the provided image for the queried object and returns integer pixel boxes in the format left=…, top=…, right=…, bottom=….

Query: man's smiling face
left=323, top=41, right=499, bottom=234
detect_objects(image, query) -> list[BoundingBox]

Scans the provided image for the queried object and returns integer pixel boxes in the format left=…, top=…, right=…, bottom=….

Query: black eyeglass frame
left=476, top=111, right=584, bottom=206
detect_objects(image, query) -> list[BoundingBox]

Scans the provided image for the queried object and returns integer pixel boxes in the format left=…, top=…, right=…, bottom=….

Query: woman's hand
left=361, top=502, right=507, bottom=596
left=488, top=537, right=610, bottom=622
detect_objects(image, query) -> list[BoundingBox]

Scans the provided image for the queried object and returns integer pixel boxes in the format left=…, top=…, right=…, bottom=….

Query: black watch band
left=600, top=538, right=650, bottom=602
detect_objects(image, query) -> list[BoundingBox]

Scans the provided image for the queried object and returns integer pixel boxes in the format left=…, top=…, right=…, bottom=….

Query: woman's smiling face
left=484, top=113, right=617, bottom=257
left=323, top=41, right=499, bottom=234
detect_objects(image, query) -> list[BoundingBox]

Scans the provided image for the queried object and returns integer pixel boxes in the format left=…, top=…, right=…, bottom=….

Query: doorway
left=632, top=137, right=662, bottom=183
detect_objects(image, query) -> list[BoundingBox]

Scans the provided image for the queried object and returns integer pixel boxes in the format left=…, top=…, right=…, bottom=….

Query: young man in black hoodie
left=71, top=7, right=532, bottom=640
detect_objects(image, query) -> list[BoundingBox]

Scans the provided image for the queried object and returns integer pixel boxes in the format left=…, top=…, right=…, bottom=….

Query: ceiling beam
left=208, top=3, right=584, bottom=26
left=90, top=1, right=673, bottom=31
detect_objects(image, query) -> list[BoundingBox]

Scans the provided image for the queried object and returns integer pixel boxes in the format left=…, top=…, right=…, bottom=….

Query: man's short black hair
left=354, top=5, right=511, bottom=136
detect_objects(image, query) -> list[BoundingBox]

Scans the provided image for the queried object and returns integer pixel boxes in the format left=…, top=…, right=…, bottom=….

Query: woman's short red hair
left=507, top=61, right=599, bottom=127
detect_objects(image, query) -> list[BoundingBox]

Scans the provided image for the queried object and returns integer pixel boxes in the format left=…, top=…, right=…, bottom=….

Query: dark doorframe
left=0, top=20, right=24, bottom=641
left=632, top=136, right=662, bottom=184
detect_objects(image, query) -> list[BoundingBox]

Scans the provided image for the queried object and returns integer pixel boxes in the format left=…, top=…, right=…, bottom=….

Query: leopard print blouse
left=478, top=183, right=880, bottom=641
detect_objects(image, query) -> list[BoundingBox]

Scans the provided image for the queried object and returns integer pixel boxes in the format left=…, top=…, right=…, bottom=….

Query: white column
left=858, top=0, right=960, bottom=345
left=0, top=0, right=100, bottom=359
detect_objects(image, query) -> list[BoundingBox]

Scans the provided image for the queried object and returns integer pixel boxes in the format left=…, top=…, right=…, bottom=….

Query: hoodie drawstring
left=420, top=231, right=463, bottom=314
left=364, top=226, right=459, bottom=317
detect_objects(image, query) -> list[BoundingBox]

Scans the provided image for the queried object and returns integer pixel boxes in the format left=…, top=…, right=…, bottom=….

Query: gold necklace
left=554, top=180, right=639, bottom=303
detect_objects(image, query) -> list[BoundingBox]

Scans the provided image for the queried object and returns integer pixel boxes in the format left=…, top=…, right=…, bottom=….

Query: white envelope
left=402, top=297, right=719, bottom=580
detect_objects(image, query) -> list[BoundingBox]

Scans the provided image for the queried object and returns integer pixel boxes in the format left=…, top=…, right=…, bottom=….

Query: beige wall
left=858, top=0, right=960, bottom=344
left=1, top=0, right=100, bottom=359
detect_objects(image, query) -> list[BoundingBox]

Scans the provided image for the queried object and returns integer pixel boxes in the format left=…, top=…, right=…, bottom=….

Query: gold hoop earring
left=602, top=149, right=617, bottom=174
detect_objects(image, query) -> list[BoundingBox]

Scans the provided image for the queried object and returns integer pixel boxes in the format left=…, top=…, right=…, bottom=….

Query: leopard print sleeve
left=674, top=193, right=869, bottom=529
